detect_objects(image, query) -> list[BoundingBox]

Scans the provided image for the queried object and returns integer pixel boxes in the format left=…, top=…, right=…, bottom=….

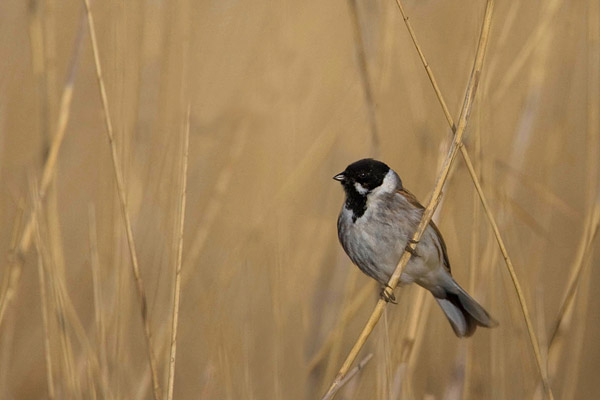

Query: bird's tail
left=434, top=281, right=498, bottom=338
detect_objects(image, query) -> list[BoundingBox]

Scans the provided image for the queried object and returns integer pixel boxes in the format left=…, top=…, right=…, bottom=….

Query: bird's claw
left=405, top=243, right=418, bottom=257
left=380, top=285, right=397, bottom=304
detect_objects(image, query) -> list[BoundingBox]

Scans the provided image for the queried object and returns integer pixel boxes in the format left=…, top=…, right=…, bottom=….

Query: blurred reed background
left=0, top=0, right=598, bottom=399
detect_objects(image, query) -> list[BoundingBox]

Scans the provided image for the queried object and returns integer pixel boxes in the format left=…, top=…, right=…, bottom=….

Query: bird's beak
left=333, top=172, right=345, bottom=182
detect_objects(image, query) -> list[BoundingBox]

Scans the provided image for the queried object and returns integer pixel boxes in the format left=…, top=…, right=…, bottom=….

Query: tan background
left=0, top=0, right=598, bottom=399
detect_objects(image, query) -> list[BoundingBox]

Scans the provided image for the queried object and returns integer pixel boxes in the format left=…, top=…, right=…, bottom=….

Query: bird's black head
left=333, top=159, right=397, bottom=221
left=333, top=158, right=392, bottom=194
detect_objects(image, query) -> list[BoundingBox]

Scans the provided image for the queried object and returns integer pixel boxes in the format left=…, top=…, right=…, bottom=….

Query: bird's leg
left=380, top=285, right=397, bottom=304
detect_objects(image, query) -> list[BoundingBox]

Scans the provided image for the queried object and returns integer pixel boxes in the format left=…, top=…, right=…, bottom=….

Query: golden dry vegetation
left=0, top=0, right=598, bottom=399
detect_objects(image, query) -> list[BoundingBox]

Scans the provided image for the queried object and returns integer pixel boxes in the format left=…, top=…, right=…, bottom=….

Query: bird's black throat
left=343, top=186, right=368, bottom=222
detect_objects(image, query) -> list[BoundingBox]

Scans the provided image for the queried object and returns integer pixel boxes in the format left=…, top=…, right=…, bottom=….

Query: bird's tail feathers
left=435, top=281, right=498, bottom=338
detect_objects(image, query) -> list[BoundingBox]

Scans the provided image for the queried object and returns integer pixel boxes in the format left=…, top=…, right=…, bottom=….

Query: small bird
left=334, top=158, right=497, bottom=337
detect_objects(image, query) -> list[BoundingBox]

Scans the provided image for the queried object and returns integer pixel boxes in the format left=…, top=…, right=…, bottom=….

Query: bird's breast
left=337, top=196, right=420, bottom=283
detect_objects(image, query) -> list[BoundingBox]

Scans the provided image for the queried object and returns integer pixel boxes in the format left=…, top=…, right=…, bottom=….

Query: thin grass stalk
left=543, top=6, right=600, bottom=393
left=33, top=212, right=55, bottom=399
left=493, top=161, right=576, bottom=220
left=404, top=290, right=433, bottom=383
left=559, top=250, right=593, bottom=400
left=548, top=0, right=600, bottom=349
left=393, top=0, right=456, bottom=131
left=0, top=12, right=85, bottom=328
left=395, top=287, right=433, bottom=398
left=393, top=1, right=553, bottom=397
left=396, top=155, right=452, bottom=393
left=27, top=0, right=49, bottom=148
left=308, top=281, right=375, bottom=371
left=44, top=0, right=58, bottom=134
left=398, top=288, right=427, bottom=364
left=82, top=1, right=161, bottom=398
left=549, top=205, right=600, bottom=345
left=181, top=123, right=248, bottom=285
left=36, top=199, right=113, bottom=399
left=321, top=271, right=358, bottom=394
left=543, top=204, right=600, bottom=399
left=380, top=310, right=393, bottom=399
left=460, top=145, right=553, bottom=399
left=0, top=200, right=25, bottom=325
left=86, top=362, right=97, bottom=400
left=535, top=289, right=549, bottom=375
left=491, top=0, right=562, bottom=105
left=88, top=205, right=109, bottom=400
left=34, top=204, right=79, bottom=397
left=40, top=193, right=114, bottom=399
left=463, top=122, right=483, bottom=400
left=321, top=3, right=494, bottom=397
left=166, top=105, right=190, bottom=400
left=220, top=114, right=342, bottom=287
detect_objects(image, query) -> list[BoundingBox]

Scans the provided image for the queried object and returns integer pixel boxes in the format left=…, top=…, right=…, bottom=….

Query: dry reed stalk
left=321, top=353, right=373, bottom=400
left=44, top=0, right=59, bottom=134
left=135, top=120, right=245, bottom=398
left=462, top=123, right=483, bottom=400
left=461, top=142, right=553, bottom=399
left=49, top=226, right=115, bottom=398
left=182, top=123, right=249, bottom=285
left=308, top=281, right=375, bottom=371
left=548, top=205, right=599, bottom=345
left=0, top=200, right=26, bottom=319
left=166, top=105, right=190, bottom=400
left=320, top=271, right=359, bottom=394
left=541, top=4, right=600, bottom=395
left=544, top=165, right=599, bottom=396
left=112, top=200, right=128, bottom=397
left=394, top=1, right=554, bottom=397
left=488, top=247, right=505, bottom=398
left=389, top=362, right=405, bottom=398
left=87, top=363, right=97, bottom=400
left=535, top=289, right=549, bottom=372
left=82, top=1, right=161, bottom=398
left=87, top=205, right=110, bottom=400
left=31, top=183, right=111, bottom=399
left=380, top=310, right=394, bottom=399
left=391, top=149, right=457, bottom=394
left=346, top=0, right=380, bottom=155
left=486, top=1, right=518, bottom=84
left=492, top=0, right=562, bottom=105
left=27, top=0, right=49, bottom=144
left=33, top=207, right=56, bottom=399
left=321, top=3, right=494, bottom=398
left=0, top=12, right=85, bottom=329
left=398, top=287, right=426, bottom=359
left=35, top=205, right=79, bottom=397
left=560, top=267, right=592, bottom=399
left=493, top=160, right=577, bottom=220
left=220, top=106, right=345, bottom=287
left=404, top=290, right=433, bottom=397
left=392, top=153, right=452, bottom=395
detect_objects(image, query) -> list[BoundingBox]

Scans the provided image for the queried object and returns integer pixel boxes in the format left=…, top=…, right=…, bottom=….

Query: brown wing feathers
left=397, top=188, right=452, bottom=273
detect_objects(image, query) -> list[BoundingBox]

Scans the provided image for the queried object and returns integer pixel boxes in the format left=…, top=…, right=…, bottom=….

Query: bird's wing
left=397, top=188, right=452, bottom=273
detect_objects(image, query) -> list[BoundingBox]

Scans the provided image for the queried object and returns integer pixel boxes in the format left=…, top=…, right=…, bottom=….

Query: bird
left=334, top=158, right=497, bottom=337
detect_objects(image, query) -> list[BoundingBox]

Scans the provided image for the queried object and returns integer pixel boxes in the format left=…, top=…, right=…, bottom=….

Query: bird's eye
left=358, top=172, right=367, bottom=179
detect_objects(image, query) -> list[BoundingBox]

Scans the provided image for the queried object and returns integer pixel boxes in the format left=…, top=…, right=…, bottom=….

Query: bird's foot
left=404, top=243, right=418, bottom=257
left=380, top=285, right=397, bottom=304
